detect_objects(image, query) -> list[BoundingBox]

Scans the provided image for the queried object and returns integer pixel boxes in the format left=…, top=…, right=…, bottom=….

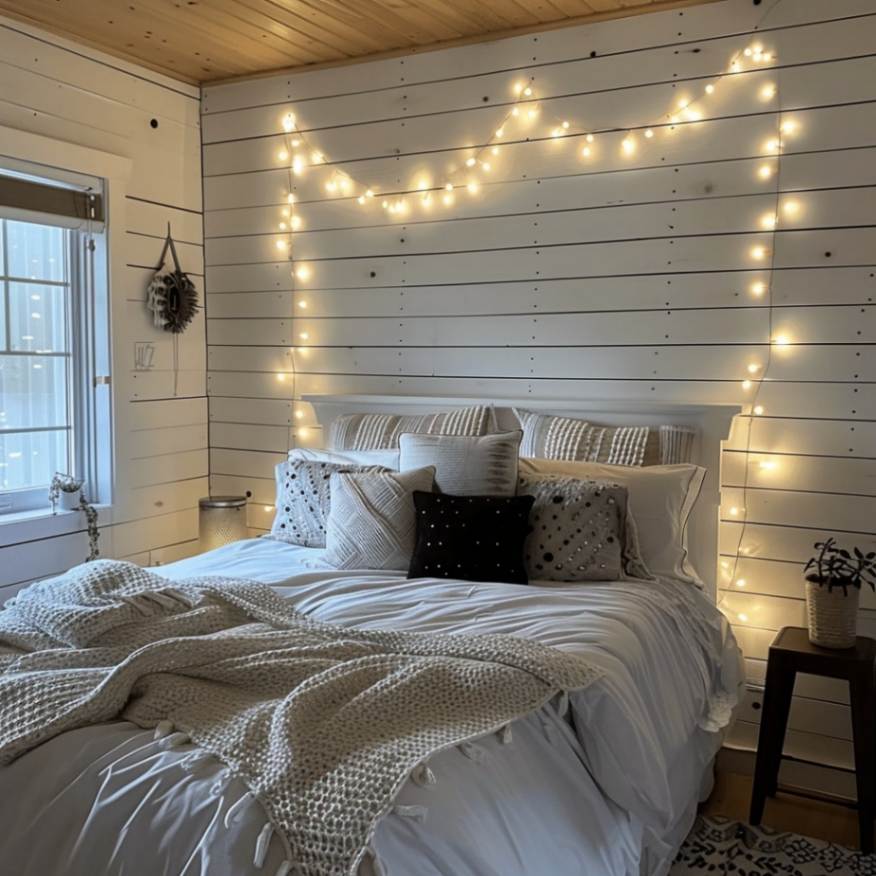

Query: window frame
left=0, top=192, right=108, bottom=517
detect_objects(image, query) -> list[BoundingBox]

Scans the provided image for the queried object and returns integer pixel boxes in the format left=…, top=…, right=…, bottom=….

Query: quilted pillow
left=514, top=408, right=695, bottom=467
left=329, top=405, right=495, bottom=451
left=408, top=492, right=535, bottom=584
left=324, top=466, right=436, bottom=570
left=270, top=459, right=386, bottom=547
left=398, top=430, right=521, bottom=496
left=518, top=475, right=650, bottom=582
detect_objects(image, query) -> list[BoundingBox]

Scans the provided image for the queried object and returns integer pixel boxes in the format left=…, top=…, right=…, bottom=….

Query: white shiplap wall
left=201, top=0, right=876, bottom=792
left=0, top=17, right=206, bottom=595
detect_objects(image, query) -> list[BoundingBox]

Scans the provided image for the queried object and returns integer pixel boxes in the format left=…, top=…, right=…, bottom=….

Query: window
left=0, top=164, right=109, bottom=516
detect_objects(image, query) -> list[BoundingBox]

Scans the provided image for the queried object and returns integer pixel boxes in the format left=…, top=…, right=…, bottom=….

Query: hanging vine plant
left=146, top=226, right=198, bottom=334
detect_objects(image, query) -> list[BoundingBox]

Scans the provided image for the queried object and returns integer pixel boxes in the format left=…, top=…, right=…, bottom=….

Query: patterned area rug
left=672, top=816, right=876, bottom=875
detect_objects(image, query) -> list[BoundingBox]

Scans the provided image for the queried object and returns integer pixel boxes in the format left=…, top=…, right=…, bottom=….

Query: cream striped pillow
left=514, top=409, right=695, bottom=467
left=329, top=405, right=495, bottom=451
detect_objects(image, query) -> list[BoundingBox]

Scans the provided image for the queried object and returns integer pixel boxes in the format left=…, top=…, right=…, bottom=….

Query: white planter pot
left=805, top=579, right=859, bottom=649
left=58, top=489, right=81, bottom=512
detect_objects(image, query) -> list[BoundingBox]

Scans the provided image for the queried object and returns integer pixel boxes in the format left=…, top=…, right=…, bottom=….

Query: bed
left=0, top=395, right=743, bottom=876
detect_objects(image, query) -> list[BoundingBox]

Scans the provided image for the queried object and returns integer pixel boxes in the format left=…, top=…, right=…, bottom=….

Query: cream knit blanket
left=0, top=560, right=601, bottom=875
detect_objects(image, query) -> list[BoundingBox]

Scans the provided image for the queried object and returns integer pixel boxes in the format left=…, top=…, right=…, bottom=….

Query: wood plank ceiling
left=1, top=0, right=716, bottom=84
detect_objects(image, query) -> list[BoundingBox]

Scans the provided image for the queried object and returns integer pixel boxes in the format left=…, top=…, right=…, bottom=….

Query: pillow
left=408, top=492, right=535, bottom=584
left=398, top=431, right=521, bottom=496
left=518, top=475, right=650, bottom=582
left=514, top=408, right=695, bottom=467
left=519, top=458, right=705, bottom=584
left=270, top=459, right=387, bottom=547
left=329, top=405, right=496, bottom=451
left=324, top=466, right=436, bottom=570
left=289, top=447, right=399, bottom=470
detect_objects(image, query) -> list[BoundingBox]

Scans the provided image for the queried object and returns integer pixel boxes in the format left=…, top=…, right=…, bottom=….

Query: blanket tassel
left=274, top=862, right=292, bottom=876
left=158, top=731, right=190, bottom=751
left=499, top=724, right=512, bottom=745
left=224, top=790, right=253, bottom=829
left=153, top=719, right=174, bottom=740
left=254, top=821, right=274, bottom=868
left=411, top=763, right=436, bottom=788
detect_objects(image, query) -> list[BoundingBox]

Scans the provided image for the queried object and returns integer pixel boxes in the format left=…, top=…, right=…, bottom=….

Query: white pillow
left=289, top=447, right=399, bottom=470
left=518, top=458, right=705, bottom=584
left=398, top=431, right=521, bottom=496
left=324, top=466, right=436, bottom=570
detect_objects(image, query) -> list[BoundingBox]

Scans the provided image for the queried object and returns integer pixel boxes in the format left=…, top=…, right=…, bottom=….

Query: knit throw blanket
left=0, top=561, right=602, bottom=876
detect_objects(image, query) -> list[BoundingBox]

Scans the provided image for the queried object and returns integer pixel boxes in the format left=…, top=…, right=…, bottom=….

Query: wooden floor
left=704, top=771, right=861, bottom=848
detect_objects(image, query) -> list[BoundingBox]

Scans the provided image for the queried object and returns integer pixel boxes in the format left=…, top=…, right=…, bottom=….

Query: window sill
left=0, top=504, right=110, bottom=548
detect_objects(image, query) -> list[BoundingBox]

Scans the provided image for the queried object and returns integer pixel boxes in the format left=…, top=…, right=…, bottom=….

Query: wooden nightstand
left=749, top=626, right=876, bottom=853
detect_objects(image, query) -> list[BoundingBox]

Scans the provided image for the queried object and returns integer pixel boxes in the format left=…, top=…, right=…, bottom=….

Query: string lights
left=272, top=33, right=800, bottom=600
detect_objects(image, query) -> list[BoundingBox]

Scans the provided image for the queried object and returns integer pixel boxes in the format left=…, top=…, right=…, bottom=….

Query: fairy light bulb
left=295, top=264, right=312, bottom=281
left=644, top=129, right=654, bottom=139
left=491, top=146, right=499, bottom=156
left=295, top=409, right=304, bottom=419
left=310, top=152, right=324, bottom=164
left=299, top=331, right=309, bottom=340
left=741, top=379, right=752, bottom=390
left=705, top=83, right=715, bottom=94
left=523, top=86, right=533, bottom=97
left=684, top=108, right=702, bottom=122
left=466, top=157, right=476, bottom=167
left=495, top=127, right=505, bottom=138
left=282, top=112, right=296, bottom=132
left=760, top=213, right=777, bottom=229
left=551, top=128, right=563, bottom=138
left=677, top=97, right=690, bottom=110
left=773, top=333, right=790, bottom=347
left=753, top=405, right=764, bottom=416
left=586, top=134, right=594, bottom=143
left=339, top=177, right=352, bottom=194
left=782, top=199, right=800, bottom=217
left=382, top=200, right=389, bottom=209
left=357, top=195, right=366, bottom=205
left=422, top=193, right=432, bottom=207
left=277, top=149, right=289, bottom=162
left=760, top=84, right=776, bottom=101
left=467, top=180, right=480, bottom=195
left=298, top=300, right=307, bottom=309
left=276, top=373, right=286, bottom=383
left=325, top=180, right=337, bottom=193
left=780, top=118, right=798, bottom=135
left=750, top=245, right=767, bottom=260
left=729, top=506, right=741, bottom=516
left=442, top=192, right=454, bottom=206
left=562, top=121, right=570, bottom=130
left=730, top=60, right=741, bottom=72
left=366, top=189, right=375, bottom=199
left=292, top=155, right=305, bottom=175
left=481, top=161, right=491, bottom=172
left=759, top=460, right=777, bottom=471
left=747, top=362, right=761, bottom=374
left=445, top=183, right=454, bottom=192
left=621, top=135, right=636, bottom=156
left=287, top=193, right=295, bottom=205
left=735, top=579, right=747, bottom=588
left=291, top=138, right=301, bottom=147
left=527, top=107, right=538, bottom=120
left=764, top=137, right=781, bottom=154
left=738, top=613, right=749, bottom=623
left=581, top=146, right=592, bottom=158
left=511, top=107, right=520, bottom=117
left=279, top=222, right=287, bottom=231
left=275, top=239, right=288, bottom=252
left=513, top=81, right=525, bottom=95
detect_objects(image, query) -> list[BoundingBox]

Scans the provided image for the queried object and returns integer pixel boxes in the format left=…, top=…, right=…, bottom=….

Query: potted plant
left=49, top=472, right=85, bottom=513
left=804, top=538, right=876, bottom=649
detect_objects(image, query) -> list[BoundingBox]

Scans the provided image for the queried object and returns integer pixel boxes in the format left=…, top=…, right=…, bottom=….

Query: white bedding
left=0, top=538, right=742, bottom=876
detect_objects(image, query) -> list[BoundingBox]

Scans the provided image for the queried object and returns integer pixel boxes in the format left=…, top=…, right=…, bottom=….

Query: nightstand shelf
left=749, top=626, right=876, bottom=853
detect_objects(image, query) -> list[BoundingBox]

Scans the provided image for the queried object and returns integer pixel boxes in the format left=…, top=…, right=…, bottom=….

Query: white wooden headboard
left=303, top=394, right=739, bottom=600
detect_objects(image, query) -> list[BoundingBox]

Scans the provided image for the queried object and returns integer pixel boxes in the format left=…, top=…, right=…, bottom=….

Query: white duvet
left=0, top=538, right=742, bottom=876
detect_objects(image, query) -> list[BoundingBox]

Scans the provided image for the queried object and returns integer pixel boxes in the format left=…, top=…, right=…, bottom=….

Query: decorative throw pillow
left=518, top=475, right=650, bottom=582
left=324, top=466, right=436, bottom=570
left=329, top=405, right=495, bottom=451
left=514, top=408, right=695, bottom=467
left=398, top=430, right=522, bottom=496
left=519, top=458, right=704, bottom=584
left=408, top=492, right=535, bottom=584
left=270, top=459, right=386, bottom=547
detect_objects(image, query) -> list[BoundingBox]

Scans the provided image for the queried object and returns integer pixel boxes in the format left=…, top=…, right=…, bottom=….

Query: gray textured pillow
left=324, top=466, right=436, bottom=570
left=399, top=430, right=522, bottom=496
left=270, top=459, right=386, bottom=547
left=518, top=474, right=651, bottom=582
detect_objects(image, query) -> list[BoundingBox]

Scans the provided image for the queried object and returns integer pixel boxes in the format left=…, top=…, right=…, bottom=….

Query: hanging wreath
left=146, top=227, right=198, bottom=334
